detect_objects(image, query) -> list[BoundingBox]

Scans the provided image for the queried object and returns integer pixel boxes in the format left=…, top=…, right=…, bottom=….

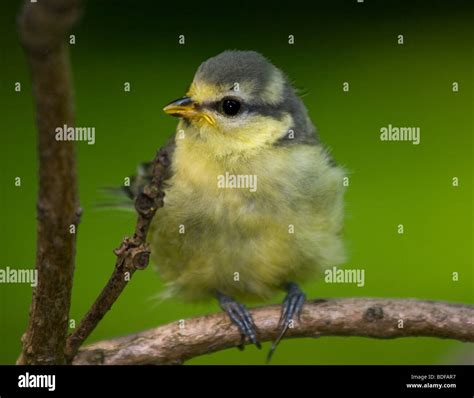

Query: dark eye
left=221, top=98, right=241, bottom=116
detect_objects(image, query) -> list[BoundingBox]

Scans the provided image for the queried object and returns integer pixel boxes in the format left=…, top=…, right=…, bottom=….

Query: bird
left=127, top=50, right=346, bottom=360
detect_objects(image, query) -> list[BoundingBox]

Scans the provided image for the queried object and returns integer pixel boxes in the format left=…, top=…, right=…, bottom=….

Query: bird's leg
left=216, top=291, right=261, bottom=349
left=267, top=282, right=306, bottom=362
left=279, top=282, right=306, bottom=326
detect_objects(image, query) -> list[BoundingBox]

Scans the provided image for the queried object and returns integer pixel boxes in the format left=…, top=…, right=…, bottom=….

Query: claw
left=267, top=282, right=306, bottom=363
left=217, top=292, right=261, bottom=349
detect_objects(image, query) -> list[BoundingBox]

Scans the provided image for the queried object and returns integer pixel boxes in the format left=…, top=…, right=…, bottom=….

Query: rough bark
left=17, top=0, right=83, bottom=365
left=72, top=298, right=474, bottom=365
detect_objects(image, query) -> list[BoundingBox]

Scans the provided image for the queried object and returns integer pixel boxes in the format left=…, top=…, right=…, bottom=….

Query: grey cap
left=194, top=50, right=319, bottom=145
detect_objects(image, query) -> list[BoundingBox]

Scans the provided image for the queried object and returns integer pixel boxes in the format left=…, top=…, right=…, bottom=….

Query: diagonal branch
left=72, top=298, right=474, bottom=365
left=64, top=147, right=172, bottom=362
left=17, top=0, right=83, bottom=365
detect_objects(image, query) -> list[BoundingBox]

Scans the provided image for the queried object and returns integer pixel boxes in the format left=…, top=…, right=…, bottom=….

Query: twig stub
left=64, top=146, right=172, bottom=362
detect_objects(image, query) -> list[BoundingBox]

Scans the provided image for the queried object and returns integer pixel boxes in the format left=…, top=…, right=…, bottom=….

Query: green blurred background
left=0, top=0, right=472, bottom=364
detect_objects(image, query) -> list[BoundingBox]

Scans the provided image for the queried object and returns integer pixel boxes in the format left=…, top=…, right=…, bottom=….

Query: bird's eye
left=221, top=98, right=241, bottom=116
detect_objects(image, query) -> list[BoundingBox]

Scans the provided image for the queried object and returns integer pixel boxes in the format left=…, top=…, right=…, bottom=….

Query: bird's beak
left=163, top=96, right=216, bottom=126
left=163, top=96, right=196, bottom=117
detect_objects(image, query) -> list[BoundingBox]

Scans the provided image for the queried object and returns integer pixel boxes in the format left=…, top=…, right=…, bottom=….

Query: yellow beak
left=163, top=96, right=197, bottom=117
left=163, top=96, right=216, bottom=126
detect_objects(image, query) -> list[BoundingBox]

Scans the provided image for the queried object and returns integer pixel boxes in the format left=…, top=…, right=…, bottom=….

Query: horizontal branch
left=72, top=298, right=474, bottom=365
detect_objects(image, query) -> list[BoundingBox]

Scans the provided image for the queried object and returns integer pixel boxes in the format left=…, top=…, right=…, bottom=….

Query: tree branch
left=17, top=2, right=472, bottom=368
left=17, top=0, right=83, bottom=365
left=64, top=147, right=172, bottom=362
left=72, top=298, right=474, bottom=365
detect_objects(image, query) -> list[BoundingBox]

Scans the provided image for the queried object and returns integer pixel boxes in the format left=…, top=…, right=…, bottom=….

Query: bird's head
left=163, top=51, right=316, bottom=154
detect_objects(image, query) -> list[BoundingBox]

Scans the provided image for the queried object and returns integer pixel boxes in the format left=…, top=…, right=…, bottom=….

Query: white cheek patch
left=214, top=111, right=250, bottom=131
left=225, top=113, right=294, bottom=140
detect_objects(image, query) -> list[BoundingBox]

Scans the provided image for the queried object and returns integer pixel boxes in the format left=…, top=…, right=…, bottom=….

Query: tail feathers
left=94, top=162, right=154, bottom=212
left=123, top=161, right=154, bottom=199
left=94, top=187, right=135, bottom=212
left=95, top=135, right=176, bottom=213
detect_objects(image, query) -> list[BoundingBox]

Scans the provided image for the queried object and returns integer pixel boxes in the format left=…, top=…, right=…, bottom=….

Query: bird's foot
left=267, top=282, right=306, bottom=363
left=217, top=292, right=261, bottom=349
left=279, top=282, right=306, bottom=326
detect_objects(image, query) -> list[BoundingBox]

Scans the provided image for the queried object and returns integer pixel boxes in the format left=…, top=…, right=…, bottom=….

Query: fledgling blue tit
left=128, top=50, right=346, bottom=359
